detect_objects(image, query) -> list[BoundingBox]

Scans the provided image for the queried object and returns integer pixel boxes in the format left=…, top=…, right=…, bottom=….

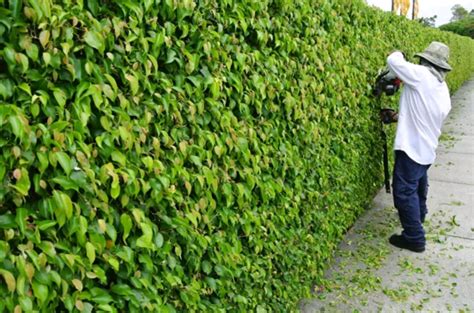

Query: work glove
left=380, top=108, right=398, bottom=124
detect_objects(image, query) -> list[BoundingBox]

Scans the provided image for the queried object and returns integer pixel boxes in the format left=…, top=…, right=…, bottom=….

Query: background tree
left=440, top=16, right=474, bottom=38
left=418, top=15, right=437, bottom=27
left=450, top=4, right=469, bottom=22
left=440, top=4, right=474, bottom=38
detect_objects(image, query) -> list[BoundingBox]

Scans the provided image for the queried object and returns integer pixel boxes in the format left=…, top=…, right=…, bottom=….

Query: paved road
left=300, top=77, right=474, bottom=312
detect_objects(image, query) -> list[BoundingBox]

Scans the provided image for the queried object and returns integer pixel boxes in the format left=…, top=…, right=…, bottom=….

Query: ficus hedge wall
left=1, top=0, right=473, bottom=311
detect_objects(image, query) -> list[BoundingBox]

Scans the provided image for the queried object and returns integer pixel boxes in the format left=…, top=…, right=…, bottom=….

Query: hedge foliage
left=1, top=0, right=473, bottom=311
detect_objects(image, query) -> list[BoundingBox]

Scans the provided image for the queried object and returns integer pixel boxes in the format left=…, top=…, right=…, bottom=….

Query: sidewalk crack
left=438, top=233, right=474, bottom=241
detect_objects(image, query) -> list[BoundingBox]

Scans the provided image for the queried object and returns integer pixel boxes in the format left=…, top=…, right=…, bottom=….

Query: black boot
left=389, top=234, right=425, bottom=253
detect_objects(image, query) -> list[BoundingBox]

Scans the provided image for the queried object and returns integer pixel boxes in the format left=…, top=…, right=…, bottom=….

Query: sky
left=365, top=0, right=474, bottom=26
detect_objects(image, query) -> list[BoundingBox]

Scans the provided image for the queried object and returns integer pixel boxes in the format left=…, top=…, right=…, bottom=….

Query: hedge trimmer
left=373, top=67, right=401, bottom=193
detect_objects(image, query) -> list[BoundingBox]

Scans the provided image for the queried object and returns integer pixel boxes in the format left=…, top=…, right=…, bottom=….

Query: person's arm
left=387, top=51, right=422, bottom=88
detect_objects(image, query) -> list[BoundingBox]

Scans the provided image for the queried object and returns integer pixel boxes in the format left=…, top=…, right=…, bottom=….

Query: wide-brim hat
left=415, top=41, right=452, bottom=71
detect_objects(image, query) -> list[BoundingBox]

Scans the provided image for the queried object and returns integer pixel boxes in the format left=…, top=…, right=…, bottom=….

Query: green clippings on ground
left=315, top=207, right=398, bottom=308
left=427, top=288, right=444, bottom=298
left=315, top=203, right=463, bottom=309
left=427, top=233, right=447, bottom=243
left=382, top=286, right=411, bottom=302
left=450, top=289, right=459, bottom=298
left=425, top=208, right=466, bottom=238
left=308, top=190, right=474, bottom=311
left=411, top=302, right=425, bottom=311
left=448, top=215, right=460, bottom=227
left=428, top=264, right=440, bottom=276
left=439, top=133, right=456, bottom=142
left=438, top=133, right=459, bottom=149
left=397, top=257, right=424, bottom=274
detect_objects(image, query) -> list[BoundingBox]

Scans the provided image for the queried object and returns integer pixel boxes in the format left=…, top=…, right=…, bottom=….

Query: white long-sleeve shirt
left=387, top=52, right=451, bottom=165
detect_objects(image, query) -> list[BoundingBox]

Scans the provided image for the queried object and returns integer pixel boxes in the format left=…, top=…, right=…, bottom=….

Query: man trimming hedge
left=383, top=42, right=452, bottom=252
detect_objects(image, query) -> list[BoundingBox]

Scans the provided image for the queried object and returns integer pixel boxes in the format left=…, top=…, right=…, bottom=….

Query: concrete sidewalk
left=300, top=77, right=474, bottom=312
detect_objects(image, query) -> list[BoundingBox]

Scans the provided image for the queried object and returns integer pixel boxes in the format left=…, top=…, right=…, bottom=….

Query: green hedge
left=0, top=0, right=473, bottom=311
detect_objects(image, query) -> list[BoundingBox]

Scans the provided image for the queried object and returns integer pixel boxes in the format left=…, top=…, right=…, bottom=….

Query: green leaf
left=18, top=83, right=32, bottom=96
left=106, top=223, right=117, bottom=242
left=201, top=260, right=212, bottom=274
left=84, top=30, right=105, bottom=53
left=43, top=52, right=51, bottom=66
left=3, top=46, right=16, bottom=66
left=55, top=152, right=73, bottom=176
left=8, top=115, right=25, bottom=139
left=189, top=155, right=202, bottom=167
left=86, top=84, right=103, bottom=107
left=37, top=220, right=57, bottom=231
left=136, top=223, right=154, bottom=250
left=17, top=53, right=29, bottom=73
left=62, top=254, right=76, bottom=269
left=52, top=190, right=73, bottom=226
left=0, top=214, right=15, bottom=229
left=0, top=269, right=16, bottom=292
left=72, top=278, right=83, bottom=291
left=9, top=0, right=22, bottom=18
left=0, top=241, right=10, bottom=259
left=15, top=207, right=28, bottom=235
left=111, top=151, right=126, bottom=166
left=12, top=168, right=31, bottom=196
left=37, top=152, right=49, bottom=173
left=110, top=283, right=133, bottom=297
left=125, top=74, right=139, bottom=95
left=111, top=175, right=120, bottom=199
left=26, top=43, right=39, bottom=61
left=39, top=30, right=50, bottom=48
left=155, top=232, right=164, bottom=248
left=38, top=241, right=57, bottom=257
left=115, top=247, right=133, bottom=264
left=0, top=79, right=14, bottom=100
left=0, top=164, right=5, bottom=182
left=90, top=287, right=114, bottom=304
left=120, top=214, right=132, bottom=242
left=53, top=88, right=67, bottom=107
left=158, top=176, right=170, bottom=189
left=51, top=176, right=79, bottom=191
left=32, top=281, right=49, bottom=304
left=108, top=257, right=120, bottom=271
left=87, top=0, right=100, bottom=15
left=19, top=296, right=33, bottom=312
left=86, top=242, right=96, bottom=264
left=104, top=74, right=118, bottom=93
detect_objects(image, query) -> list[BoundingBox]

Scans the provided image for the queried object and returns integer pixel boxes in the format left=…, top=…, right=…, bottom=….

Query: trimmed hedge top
left=1, top=0, right=473, bottom=311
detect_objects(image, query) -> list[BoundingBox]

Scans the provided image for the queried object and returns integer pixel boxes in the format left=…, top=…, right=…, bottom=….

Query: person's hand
left=380, top=108, right=398, bottom=124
